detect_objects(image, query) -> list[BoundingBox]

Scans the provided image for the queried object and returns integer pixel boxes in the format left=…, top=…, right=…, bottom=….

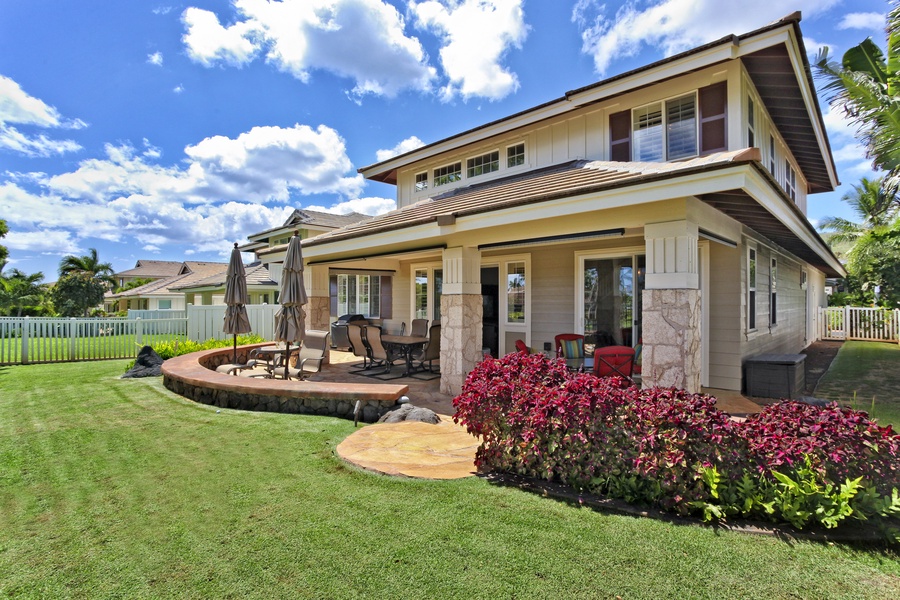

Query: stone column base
left=440, top=294, right=483, bottom=397
left=641, top=288, right=701, bottom=393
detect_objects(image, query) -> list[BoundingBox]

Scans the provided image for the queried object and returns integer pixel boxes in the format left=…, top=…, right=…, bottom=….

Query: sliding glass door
left=578, top=251, right=645, bottom=350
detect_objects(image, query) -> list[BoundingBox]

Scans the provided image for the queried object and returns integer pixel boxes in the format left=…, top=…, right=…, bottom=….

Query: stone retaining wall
left=161, top=345, right=407, bottom=423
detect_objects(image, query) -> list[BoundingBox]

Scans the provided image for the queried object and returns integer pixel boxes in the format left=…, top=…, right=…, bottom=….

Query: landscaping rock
left=378, top=404, right=440, bottom=425
left=123, top=346, right=164, bottom=378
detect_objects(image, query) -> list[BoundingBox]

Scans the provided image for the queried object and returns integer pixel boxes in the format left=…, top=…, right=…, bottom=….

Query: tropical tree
left=820, top=177, right=900, bottom=306
left=815, top=2, right=900, bottom=189
left=0, top=218, right=8, bottom=271
left=0, top=269, right=45, bottom=316
left=58, top=248, right=116, bottom=290
left=51, top=272, right=107, bottom=317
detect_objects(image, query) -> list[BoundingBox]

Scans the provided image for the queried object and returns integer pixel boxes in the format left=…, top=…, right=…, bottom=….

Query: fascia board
left=741, top=168, right=845, bottom=274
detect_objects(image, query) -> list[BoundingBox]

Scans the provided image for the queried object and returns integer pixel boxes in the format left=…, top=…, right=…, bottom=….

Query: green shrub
left=124, top=334, right=265, bottom=370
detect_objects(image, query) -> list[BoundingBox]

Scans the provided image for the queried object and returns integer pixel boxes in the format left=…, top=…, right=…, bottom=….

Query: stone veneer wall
left=162, top=346, right=404, bottom=423
left=641, top=288, right=702, bottom=392
left=440, top=294, right=483, bottom=397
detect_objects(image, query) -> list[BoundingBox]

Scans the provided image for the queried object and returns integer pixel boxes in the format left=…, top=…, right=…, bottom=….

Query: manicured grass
left=1, top=361, right=899, bottom=599
left=0, top=333, right=186, bottom=364
left=814, top=341, right=900, bottom=427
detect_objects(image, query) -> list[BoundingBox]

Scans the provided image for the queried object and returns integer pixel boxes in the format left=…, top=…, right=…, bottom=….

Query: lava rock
left=122, top=346, right=164, bottom=378
left=377, top=403, right=441, bottom=425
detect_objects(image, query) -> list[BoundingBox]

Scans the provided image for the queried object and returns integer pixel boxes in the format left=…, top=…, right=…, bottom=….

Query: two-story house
left=263, top=13, right=844, bottom=396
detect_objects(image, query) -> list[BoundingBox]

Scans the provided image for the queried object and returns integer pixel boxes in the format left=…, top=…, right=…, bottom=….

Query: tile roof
left=172, top=262, right=276, bottom=289
left=303, top=150, right=760, bottom=248
left=115, top=259, right=183, bottom=278
left=109, top=261, right=229, bottom=298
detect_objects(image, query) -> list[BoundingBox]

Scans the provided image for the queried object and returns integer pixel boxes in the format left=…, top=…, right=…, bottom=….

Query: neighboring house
left=260, top=13, right=845, bottom=397
left=172, top=262, right=278, bottom=305
left=104, top=260, right=183, bottom=312
left=242, top=208, right=379, bottom=318
left=105, top=261, right=229, bottom=312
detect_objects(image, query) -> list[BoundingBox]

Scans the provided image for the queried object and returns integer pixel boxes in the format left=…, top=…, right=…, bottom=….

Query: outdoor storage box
left=744, top=354, right=806, bottom=399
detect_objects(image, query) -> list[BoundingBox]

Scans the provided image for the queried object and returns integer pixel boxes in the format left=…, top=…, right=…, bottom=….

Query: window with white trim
left=337, top=274, right=381, bottom=318
left=467, top=151, right=499, bottom=178
left=433, top=162, right=461, bottom=187
left=158, top=299, right=172, bottom=310
left=415, top=172, right=428, bottom=192
left=768, top=135, right=776, bottom=175
left=784, top=160, right=797, bottom=201
left=770, top=257, right=778, bottom=326
left=412, top=265, right=443, bottom=321
left=506, top=261, right=526, bottom=323
left=507, top=143, right=525, bottom=167
left=747, top=245, right=757, bottom=331
left=632, top=93, right=697, bottom=161
left=747, top=96, right=756, bottom=147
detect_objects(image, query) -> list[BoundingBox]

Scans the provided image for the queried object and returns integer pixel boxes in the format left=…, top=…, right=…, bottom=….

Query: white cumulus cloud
left=182, top=0, right=436, bottom=98
left=306, top=196, right=395, bottom=216
left=0, top=74, right=85, bottom=157
left=572, top=0, right=841, bottom=77
left=147, top=51, right=164, bottom=66
left=838, top=12, right=885, bottom=31
left=411, top=0, right=528, bottom=101
left=376, top=136, right=425, bottom=162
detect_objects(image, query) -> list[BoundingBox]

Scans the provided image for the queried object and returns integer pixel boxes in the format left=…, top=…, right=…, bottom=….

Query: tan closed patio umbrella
left=223, top=243, right=252, bottom=365
left=273, top=231, right=307, bottom=380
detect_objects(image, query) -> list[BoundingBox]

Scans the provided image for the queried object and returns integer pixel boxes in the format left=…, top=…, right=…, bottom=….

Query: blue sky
left=0, top=0, right=888, bottom=279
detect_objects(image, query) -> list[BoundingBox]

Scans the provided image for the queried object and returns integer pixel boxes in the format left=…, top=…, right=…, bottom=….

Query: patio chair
left=347, top=323, right=373, bottom=373
left=271, top=330, right=331, bottom=381
left=381, top=319, right=406, bottom=336
left=412, top=323, right=441, bottom=378
left=410, top=318, right=429, bottom=338
left=514, top=339, right=530, bottom=354
left=216, top=347, right=266, bottom=376
left=363, top=325, right=402, bottom=374
left=592, top=345, right=635, bottom=379
left=554, top=333, right=584, bottom=359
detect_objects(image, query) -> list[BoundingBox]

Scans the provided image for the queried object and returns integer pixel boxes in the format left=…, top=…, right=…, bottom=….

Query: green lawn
left=1, top=362, right=899, bottom=599
left=814, top=341, right=900, bottom=427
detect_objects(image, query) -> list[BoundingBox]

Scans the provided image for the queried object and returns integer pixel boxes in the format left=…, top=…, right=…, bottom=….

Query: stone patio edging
left=161, top=344, right=407, bottom=423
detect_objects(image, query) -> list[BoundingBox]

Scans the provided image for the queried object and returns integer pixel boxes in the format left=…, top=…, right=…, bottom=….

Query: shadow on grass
left=481, top=472, right=900, bottom=552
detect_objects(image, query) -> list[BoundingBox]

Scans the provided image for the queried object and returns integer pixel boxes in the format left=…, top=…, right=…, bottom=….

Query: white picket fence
left=817, top=306, right=900, bottom=342
left=0, top=304, right=280, bottom=365
left=187, top=304, right=278, bottom=342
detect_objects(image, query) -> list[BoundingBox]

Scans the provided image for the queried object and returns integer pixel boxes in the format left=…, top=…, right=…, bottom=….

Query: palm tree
left=0, top=269, right=45, bottom=316
left=815, top=3, right=900, bottom=188
left=58, top=248, right=116, bottom=290
left=819, top=177, right=899, bottom=249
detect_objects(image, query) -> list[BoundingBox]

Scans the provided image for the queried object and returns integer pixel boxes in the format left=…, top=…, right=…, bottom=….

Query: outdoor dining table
left=254, top=345, right=298, bottom=378
left=382, top=334, right=429, bottom=377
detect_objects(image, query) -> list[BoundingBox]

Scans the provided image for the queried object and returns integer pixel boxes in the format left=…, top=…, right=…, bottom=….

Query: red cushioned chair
left=593, top=345, right=635, bottom=379
left=514, top=339, right=530, bottom=354
left=554, top=333, right=584, bottom=359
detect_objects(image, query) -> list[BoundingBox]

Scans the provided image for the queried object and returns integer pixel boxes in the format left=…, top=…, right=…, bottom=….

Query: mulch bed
left=800, top=340, right=843, bottom=395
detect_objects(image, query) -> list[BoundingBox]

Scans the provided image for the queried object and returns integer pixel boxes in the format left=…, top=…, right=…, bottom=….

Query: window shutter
left=379, top=276, right=392, bottom=319
left=609, top=110, right=631, bottom=161
left=329, top=275, right=338, bottom=315
left=698, top=82, right=727, bottom=154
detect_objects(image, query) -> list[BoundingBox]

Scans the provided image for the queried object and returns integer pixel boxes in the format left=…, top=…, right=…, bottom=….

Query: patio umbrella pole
left=284, top=342, right=290, bottom=381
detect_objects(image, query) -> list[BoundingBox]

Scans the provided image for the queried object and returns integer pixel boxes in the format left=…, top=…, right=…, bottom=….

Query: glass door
left=579, top=253, right=645, bottom=352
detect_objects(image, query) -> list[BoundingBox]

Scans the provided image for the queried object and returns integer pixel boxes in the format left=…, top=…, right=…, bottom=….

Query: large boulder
left=123, top=346, right=164, bottom=378
left=377, top=403, right=441, bottom=425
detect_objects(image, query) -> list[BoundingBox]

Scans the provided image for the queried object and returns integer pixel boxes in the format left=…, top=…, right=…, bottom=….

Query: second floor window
left=507, top=143, right=525, bottom=167
left=632, top=94, right=697, bottom=161
left=415, top=172, right=428, bottom=192
left=784, top=160, right=797, bottom=201
left=467, top=151, right=499, bottom=178
left=769, top=135, right=776, bottom=174
left=434, top=162, right=462, bottom=187
left=747, top=96, right=756, bottom=147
